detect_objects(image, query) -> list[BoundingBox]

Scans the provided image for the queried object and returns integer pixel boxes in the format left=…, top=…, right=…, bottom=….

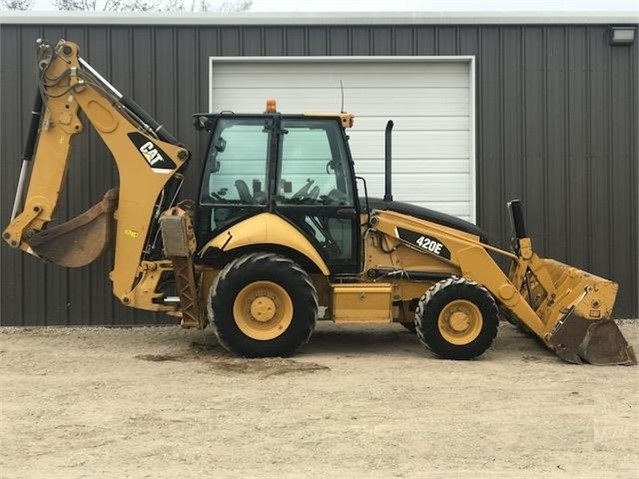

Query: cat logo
left=140, top=141, right=165, bottom=166
left=127, top=132, right=176, bottom=171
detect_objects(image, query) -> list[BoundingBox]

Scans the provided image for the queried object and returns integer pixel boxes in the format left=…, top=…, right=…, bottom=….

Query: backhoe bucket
left=533, top=259, right=636, bottom=366
left=27, top=189, right=118, bottom=268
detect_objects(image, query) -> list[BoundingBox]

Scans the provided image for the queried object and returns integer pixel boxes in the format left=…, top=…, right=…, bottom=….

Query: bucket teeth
left=548, top=313, right=637, bottom=366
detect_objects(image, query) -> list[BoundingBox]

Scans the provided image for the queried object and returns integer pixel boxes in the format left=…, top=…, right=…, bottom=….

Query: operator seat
left=234, top=180, right=255, bottom=204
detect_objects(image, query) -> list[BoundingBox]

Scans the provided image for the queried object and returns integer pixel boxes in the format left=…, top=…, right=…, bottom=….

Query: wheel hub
left=233, top=281, right=294, bottom=341
left=437, top=299, right=483, bottom=345
left=448, top=311, right=471, bottom=332
left=250, top=296, right=276, bottom=322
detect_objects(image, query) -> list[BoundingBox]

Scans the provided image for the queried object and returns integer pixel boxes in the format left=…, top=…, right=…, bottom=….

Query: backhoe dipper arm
left=3, top=39, right=190, bottom=304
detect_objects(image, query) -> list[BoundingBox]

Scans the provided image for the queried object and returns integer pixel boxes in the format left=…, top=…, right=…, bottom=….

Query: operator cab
left=195, top=101, right=361, bottom=274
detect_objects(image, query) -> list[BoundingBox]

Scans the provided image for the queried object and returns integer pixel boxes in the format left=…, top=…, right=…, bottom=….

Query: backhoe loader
left=3, top=39, right=636, bottom=365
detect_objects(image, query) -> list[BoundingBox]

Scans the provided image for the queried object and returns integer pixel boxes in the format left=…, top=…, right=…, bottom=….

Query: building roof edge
left=1, top=10, right=638, bottom=26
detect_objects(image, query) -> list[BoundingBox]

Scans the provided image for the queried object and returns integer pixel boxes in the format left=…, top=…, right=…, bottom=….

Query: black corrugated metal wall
left=1, top=22, right=637, bottom=325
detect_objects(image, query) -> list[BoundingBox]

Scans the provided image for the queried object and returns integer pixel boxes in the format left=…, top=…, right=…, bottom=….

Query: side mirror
left=193, top=116, right=208, bottom=131
left=215, top=137, right=226, bottom=153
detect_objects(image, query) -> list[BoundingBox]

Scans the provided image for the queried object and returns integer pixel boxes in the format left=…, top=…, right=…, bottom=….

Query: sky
left=24, top=0, right=639, bottom=11
left=247, top=0, right=638, bottom=12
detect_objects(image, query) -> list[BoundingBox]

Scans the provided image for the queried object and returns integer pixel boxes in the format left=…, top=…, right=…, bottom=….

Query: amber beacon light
left=265, top=99, right=277, bottom=113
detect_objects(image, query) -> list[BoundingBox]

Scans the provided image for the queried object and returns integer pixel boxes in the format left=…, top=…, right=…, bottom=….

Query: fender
left=199, top=212, right=330, bottom=276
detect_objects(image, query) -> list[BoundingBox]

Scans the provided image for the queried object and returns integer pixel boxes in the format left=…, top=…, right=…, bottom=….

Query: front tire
left=415, top=276, right=499, bottom=360
left=209, top=252, right=318, bottom=357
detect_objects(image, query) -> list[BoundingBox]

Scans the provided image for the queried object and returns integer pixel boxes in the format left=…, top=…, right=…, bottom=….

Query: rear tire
left=209, top=252, right=318, bottom=357
left=415, top=276, right=498, bottom=360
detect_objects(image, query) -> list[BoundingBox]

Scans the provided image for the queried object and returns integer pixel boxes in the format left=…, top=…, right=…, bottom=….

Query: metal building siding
left=0, top=23, right=636, bottom=325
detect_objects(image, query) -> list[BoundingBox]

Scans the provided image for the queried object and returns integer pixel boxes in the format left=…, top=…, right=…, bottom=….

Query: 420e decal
left=396, top=227, right=451, bottom=260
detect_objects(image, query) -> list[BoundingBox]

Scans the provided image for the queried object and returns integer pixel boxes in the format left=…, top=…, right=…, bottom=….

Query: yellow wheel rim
left=233, top=281, right=293, bottom=341
left=437, top=299, right=483, bottom=345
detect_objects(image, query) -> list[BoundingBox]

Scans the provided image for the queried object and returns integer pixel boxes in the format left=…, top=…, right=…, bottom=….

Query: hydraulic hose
left=11, top=90, right=44, bottom=221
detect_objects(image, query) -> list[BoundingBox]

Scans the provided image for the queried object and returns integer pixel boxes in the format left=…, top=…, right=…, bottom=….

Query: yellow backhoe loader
left=3, top=39, right=635, bottom=365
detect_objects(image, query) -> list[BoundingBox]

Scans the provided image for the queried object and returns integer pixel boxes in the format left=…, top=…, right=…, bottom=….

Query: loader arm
left=3, top=39, right=190, bottom=304
left=372, top=207, right=635, bottom=365
left=373, top=210, right=547, bottom=337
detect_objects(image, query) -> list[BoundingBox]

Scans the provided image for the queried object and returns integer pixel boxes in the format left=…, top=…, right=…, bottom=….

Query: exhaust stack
left=384, top=120, right=394, bottom=202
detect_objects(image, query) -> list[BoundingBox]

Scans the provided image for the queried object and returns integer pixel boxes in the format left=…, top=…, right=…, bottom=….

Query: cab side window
left=200, top=121, right=268, bottom=206
left=277, top=122, right=354, bottom=206
left=199, top=119, right=269, bottom=233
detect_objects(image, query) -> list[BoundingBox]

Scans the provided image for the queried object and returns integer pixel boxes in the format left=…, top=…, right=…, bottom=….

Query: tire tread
left=208, top=252, right=318, bottom=357
left=415, top=276, right=499, bottom=360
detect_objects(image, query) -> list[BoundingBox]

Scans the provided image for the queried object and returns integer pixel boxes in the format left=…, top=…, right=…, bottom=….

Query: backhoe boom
left=3, top=39, right=190, bottom=307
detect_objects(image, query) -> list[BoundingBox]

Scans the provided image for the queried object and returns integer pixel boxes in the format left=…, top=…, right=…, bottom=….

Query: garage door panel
left=393, top=173, right=470, bottom=201
left=213, top=72, right=468, bottom=89
left=353, top=116, right=469, bottom=132
left=350, top=131, right=470, bottom=159
left=213, top=61, right=469, bottom=84
left=210, top=57, right=474, bottom=221
left=214, top=61, right=468, bottom=74
left=362, top=173, right=470, bottom=200
left=354, top=158, right=469, bottom=174
left=212, top=88, right=469, bottom=116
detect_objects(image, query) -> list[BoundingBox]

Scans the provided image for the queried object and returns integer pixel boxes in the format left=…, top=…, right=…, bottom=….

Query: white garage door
left=209, top=57, right=476, bottom=222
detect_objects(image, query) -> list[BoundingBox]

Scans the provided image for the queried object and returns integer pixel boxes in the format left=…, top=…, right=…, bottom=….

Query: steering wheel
left=291, top=179, right=315, bottom=201
left=209, top=191, right=226, bottom=203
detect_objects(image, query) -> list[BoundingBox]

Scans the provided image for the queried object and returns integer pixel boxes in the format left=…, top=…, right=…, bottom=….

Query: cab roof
left=193, top=111, right=354, bottom=131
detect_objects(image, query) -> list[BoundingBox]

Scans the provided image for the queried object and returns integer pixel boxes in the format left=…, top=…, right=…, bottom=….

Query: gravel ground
left=1, top=320, right=638, bottom=479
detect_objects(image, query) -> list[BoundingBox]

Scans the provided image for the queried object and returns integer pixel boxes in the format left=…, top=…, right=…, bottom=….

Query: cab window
left=200, top=119, right=269, bottom=206
left=277, top=120, right=354, bottom=207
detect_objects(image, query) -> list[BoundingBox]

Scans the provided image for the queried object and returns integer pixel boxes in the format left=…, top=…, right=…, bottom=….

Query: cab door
left=274, top=118, right=360, bottom=274
left=197, top=116, right=272, bottom=242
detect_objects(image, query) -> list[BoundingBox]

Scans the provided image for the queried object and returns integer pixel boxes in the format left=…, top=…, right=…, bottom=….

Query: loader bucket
left=27, top=189, right=118, bottom=268
left=534, top=259, right=636, bottom=366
